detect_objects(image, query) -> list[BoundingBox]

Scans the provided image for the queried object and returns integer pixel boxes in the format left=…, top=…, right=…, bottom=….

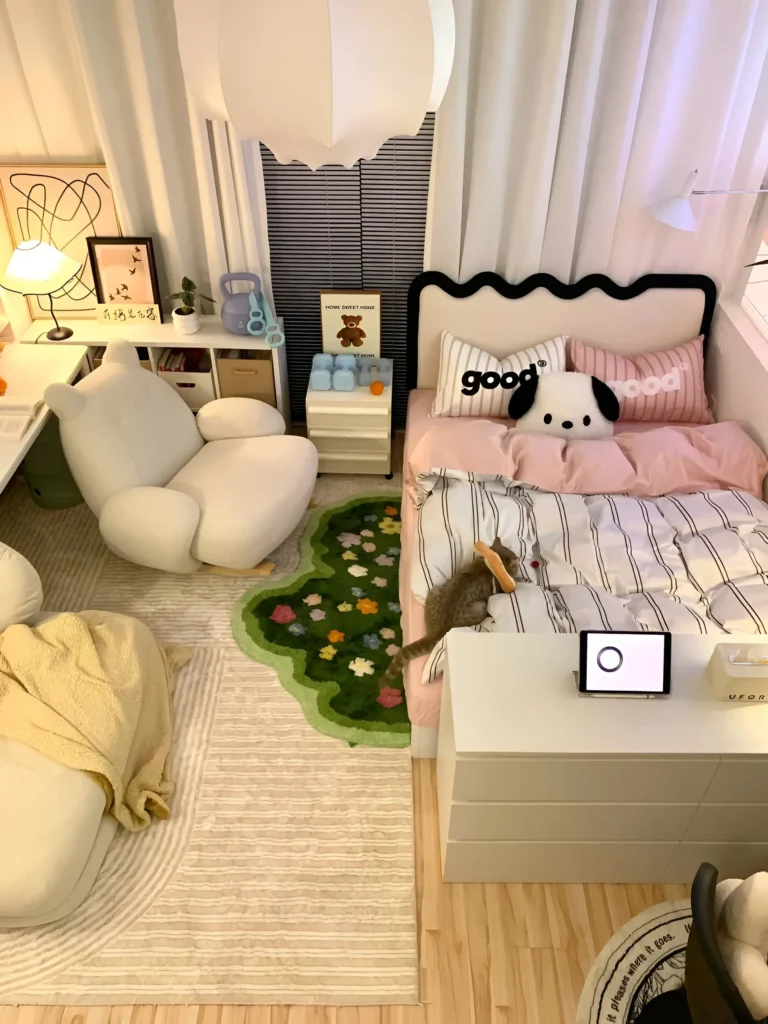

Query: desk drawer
left=452, top=758, right=718, bottom=804
left=306, top=407, right=390, bottom=433
left=447, top=801, right=694, bottom=842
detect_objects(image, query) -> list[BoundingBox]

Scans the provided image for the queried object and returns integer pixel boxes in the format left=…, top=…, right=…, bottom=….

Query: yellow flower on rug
left=319, top=644, right=337, bottom=660
left=341, top=550, right=358, bottom=561
left=337, top=602, right=352, bottom=612
left=379, top=517, right=401, bottom=535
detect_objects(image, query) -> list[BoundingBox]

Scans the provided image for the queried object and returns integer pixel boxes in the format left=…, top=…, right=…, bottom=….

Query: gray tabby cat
left=380, top=536, right=519, bottom=685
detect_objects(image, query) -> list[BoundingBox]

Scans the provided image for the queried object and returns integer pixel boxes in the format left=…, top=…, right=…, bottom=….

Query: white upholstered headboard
left=406, top=272, right=717, bottom=390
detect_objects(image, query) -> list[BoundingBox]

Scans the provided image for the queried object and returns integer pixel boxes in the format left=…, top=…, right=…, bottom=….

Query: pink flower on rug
left=303, top=593, right=322, bottom=606
left=309, top=609, right=326, bottom=621
left=337, top=532, right=361, bottom=548
left=375, top=554, right=394, bottom=567
left=362, top=542, right=376, bottom=553
left=385, top=644, right=400, bottom=656
left=360, top=529, right=374, bottom=538
left=380, top=627, right=395, bottom=639
left=377, top=686, right=403, bottom=709
left=372, top=576, right=387, bottom=588
left=270, top=604, right=296, bottom=624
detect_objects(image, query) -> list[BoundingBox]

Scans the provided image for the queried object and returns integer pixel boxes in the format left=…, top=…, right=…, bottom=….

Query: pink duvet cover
left=400, top=390, right=768, bottom=730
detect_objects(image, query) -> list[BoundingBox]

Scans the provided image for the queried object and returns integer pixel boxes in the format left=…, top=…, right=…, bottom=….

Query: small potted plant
left=167, top=276, right=215, bottom=335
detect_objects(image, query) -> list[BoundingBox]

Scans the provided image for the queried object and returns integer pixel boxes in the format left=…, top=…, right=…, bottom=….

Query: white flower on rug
left=348, top=565, right=368, bottom=577
left=337, top=532, right=361, bottom=548
left=380, top=627, right=396, bottom=639
left=341, top=550, right=358, bottom=561
left=349, top=657, right=375, bottom=677
left=303, top=593, right=322, bottom=606
left=372, top=576, right=387, bottom=588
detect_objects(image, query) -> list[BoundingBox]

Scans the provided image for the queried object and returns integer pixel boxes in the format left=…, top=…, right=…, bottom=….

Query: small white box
left=707, top=643, right=768, bottom=702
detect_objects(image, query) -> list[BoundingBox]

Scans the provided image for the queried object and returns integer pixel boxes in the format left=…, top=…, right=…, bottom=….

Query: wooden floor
left=0, top=760, right=687, bottom=1024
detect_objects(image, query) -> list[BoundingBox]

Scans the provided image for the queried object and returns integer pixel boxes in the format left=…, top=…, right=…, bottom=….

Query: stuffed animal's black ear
left=508, top=377, right=538, bottom=420
left=591, top=376, right=620, bottom=422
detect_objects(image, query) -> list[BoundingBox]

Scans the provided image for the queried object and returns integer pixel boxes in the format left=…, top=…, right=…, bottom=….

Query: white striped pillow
left=430, top=332, right=567, bottom=418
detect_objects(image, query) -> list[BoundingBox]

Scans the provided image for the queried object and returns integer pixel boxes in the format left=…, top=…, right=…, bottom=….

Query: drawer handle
left=176, top=382, right=196, bottom=389
left=232, top=368, right=258, bottom=375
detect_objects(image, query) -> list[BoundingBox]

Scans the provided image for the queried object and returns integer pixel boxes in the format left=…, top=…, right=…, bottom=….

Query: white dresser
left=305, top=376, right=392, bottom=476
left=437, top=632, right=768, bottom=883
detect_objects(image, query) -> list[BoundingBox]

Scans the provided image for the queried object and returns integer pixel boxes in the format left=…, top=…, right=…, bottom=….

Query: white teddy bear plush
left=716, top=873, right=768, bottom=1019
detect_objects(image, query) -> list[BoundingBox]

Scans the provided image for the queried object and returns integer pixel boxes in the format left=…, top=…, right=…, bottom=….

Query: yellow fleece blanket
left=0, top=611, right=191, bottom=832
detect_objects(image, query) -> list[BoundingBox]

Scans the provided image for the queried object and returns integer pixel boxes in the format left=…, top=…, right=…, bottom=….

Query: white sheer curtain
left=426, top=0, right=768, bottom=288
left=0, top=0, right=269, bottom=331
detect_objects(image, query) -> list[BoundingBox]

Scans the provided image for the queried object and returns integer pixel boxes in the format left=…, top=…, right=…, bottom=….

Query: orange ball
left=370, top=380, right=384, bottom=396
left=0, top=376, right=6, bottom=397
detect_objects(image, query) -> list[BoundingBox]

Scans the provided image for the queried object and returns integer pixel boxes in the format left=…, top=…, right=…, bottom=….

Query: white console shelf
left=20, top=315, right=290, bottom=421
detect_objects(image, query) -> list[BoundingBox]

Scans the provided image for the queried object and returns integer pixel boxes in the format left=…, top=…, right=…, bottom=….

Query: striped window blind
left=260, top=113, right=434, bottom=426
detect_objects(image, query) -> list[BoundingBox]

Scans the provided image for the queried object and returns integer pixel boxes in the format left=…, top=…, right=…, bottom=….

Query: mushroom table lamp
left=0, top=240, right=80, bottom=340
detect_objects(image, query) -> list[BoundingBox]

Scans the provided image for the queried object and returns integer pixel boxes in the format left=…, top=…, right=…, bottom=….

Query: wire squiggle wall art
left=0, top=165, right=120, bottom=319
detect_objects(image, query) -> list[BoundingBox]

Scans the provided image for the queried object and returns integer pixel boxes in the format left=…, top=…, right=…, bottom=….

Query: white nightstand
left=438, top=631, right=768, bottom=884
left=305, top=374, right=393, bottom=476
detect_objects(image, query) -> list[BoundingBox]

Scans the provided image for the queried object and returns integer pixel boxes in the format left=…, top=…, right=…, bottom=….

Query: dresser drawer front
left=306, top=408, right=390, bottom=433
left=309, top=432, right=390, bottom=454
left=666, top=842, right=768, bottom=882
left=452, top=758, right=718, bottom=804
left=685, top=804, right=768, bottom=842
left=318, top=452, right=391, bottom=475
left=447, top=801, right=695, bottom=842
left=704, top=760, right=768, bottom=803
left=443, top=840, right=677, bottom=883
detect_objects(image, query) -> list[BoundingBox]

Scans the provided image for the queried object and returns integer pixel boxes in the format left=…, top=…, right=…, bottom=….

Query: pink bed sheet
left=399, top=390, right=768, bottom=729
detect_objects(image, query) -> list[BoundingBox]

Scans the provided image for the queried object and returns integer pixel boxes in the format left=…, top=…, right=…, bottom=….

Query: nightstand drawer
left=309, top=432, right=390, bottom=454
left=306, top=407, right=391, bottom=433
left=318, top=451, right=391, bottom=475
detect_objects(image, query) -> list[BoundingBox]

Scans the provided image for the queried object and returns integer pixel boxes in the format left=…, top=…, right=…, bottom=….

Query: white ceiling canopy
left=175, top=0, right=455, bottom=170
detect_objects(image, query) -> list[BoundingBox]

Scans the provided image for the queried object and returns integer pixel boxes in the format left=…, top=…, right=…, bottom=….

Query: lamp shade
left=175, top=0, right=456, bottom=169
left=0, top=240, right=80, bottom=295
left=647, top=170, right=698, bottom=232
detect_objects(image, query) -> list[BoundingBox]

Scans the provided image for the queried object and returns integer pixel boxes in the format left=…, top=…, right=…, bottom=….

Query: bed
left=400, top=272, right=768, bottom=757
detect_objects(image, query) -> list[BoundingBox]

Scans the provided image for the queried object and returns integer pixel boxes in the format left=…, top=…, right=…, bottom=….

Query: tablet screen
left=579, top=631, right=671, bottom=695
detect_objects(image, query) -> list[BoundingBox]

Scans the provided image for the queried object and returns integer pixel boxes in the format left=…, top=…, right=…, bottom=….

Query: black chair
left=684, top=862, right=763, bottom=1024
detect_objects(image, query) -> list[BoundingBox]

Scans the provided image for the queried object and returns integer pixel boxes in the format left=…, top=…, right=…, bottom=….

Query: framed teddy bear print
left=320, top=290, right=381, bottom=357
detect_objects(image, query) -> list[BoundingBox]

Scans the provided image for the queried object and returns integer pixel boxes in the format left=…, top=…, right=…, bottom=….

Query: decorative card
left=320, top=291, right=381, bottom=357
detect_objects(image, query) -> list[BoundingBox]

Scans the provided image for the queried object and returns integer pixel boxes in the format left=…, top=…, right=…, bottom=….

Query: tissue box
left=707, top=644, right=768, bottom=702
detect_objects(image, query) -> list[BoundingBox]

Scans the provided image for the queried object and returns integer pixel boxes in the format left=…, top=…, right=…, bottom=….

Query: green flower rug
left=233, top=495, right=409, bottom=748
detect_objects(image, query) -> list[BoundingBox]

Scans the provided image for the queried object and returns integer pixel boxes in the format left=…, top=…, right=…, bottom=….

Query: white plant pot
left=172, top=307, right=200, bottom=335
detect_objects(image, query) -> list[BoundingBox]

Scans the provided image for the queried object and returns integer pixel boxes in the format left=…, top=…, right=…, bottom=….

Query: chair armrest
left=99, top=487, right=201, bottom=573
left=196, top=397, right=286, bottom=440
left=0, top=543, right=43, bottom=631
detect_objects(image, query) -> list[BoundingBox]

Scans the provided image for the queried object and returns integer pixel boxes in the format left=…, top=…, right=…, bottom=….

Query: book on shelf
left=0, top=397, right=42, bottom=442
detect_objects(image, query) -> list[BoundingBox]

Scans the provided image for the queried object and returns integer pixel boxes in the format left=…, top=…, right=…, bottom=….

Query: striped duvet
left=412, top=471, right=768, bottom=685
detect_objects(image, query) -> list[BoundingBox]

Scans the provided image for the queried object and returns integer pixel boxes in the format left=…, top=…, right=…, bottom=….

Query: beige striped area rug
left=0, top=474, right=418, bottom=1006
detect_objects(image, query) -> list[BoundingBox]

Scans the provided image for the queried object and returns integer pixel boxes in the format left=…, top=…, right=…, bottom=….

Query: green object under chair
left=22, top=416, right=82, bottom=509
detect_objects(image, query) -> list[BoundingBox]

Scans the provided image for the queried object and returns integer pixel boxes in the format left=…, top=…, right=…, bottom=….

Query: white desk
left=437, top=631, right=768, bottom=883
left=0, top=343, right=88, bottom=492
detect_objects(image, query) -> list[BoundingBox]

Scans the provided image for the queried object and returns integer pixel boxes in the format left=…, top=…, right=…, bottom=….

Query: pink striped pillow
left=569, top=336, right=711, bottom=423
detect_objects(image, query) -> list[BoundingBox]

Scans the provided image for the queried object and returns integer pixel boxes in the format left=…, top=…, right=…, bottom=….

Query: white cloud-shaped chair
left=45, top=342, right=318, bottom=573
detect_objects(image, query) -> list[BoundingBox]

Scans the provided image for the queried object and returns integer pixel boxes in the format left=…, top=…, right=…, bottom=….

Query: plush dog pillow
left=508, top=371, right=620, bottom=440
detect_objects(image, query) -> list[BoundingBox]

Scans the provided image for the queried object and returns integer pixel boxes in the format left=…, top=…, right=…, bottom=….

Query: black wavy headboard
left=405, top=271, right=718, bottom=392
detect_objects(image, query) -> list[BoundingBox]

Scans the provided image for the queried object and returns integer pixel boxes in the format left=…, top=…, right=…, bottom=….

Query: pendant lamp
left=175, top=0, right=455, bottom=169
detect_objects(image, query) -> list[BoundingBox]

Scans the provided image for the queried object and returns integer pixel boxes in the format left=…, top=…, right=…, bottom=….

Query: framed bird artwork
left=87, top=236, right=163, bottom=322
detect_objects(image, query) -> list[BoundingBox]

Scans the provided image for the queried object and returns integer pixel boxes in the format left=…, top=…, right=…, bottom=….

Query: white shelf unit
left=20, top=315, right=291, bottom=423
